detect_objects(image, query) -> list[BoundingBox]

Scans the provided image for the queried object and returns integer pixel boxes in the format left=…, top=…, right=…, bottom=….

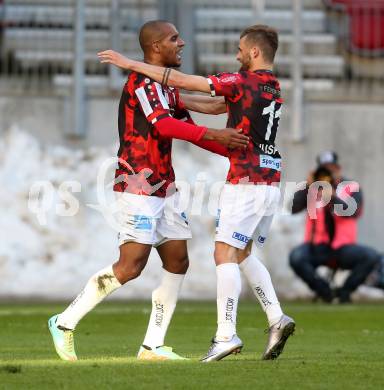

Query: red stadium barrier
left=324, top=0, right=384, bottom=9
left=324, top=0, right=384, bottom=56
left=347, top=2, right=384, bottom=55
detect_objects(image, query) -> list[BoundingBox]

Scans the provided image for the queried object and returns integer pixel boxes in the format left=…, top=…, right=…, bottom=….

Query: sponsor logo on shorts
left=258, top=235, right=266, bottom=244
left=232, top=232, right=250, bottom=243
left=216, top=209, right=221, bottom=228
left=259, top=155, right=281, bottom=171
left=181, top=211, right=189, bottom=225
left=133, top=215, right=152, bottom=230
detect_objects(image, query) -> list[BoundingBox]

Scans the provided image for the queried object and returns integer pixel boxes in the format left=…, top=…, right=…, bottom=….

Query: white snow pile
left=0, top=127, right=381, bottom=301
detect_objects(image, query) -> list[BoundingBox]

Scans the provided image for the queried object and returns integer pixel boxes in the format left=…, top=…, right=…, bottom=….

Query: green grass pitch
left=1, top=301, right=383, bottom=389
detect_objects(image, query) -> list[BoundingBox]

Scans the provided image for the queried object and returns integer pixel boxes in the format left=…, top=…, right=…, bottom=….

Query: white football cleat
left=137, top=345, right=188, bottom=361
left=201, top=334, right=243, bottom=362
left=262, top=314, right=295, bottom=360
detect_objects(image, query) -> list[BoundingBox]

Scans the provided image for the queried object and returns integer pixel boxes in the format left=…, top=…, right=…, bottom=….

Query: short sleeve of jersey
left=206, top=72, right=243, bottom=98
left=134, top=80, right=171, bottom=124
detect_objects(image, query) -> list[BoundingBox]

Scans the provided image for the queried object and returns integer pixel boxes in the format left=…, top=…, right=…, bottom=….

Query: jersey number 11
left=262, top=100, right=282, bottom=141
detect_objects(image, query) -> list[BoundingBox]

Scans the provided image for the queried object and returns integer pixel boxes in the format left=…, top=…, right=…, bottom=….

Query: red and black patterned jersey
left=207, top=70, right=283, bottom=185
left=114, top=71, right=191, bottom=197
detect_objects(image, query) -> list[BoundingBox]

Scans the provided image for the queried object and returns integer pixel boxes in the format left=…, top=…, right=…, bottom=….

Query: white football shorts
left=215, top=184, right=281, bottom=250
left=115, top=191, right=192, bottom=247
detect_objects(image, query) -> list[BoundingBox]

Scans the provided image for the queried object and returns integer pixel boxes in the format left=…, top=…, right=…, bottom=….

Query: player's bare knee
left=116, top=262, right=144, bottom=284
left=164, top=255, right=189, bottom=274
left=174, top=254, right=189, bottom=274
left=179, top=254, right=189, bottom=274
left=238, top=243, right=251, bottom=263
left=213, top=247, right=221, bottom=264
left=214, top=247, right=225, bottom=265
left=113, top=255, right=147, bottom=284
left=214, top=243, right=238, bottom=265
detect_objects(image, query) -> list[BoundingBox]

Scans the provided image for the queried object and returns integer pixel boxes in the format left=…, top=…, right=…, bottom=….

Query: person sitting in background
left=289, top=151, right=381, bottom=303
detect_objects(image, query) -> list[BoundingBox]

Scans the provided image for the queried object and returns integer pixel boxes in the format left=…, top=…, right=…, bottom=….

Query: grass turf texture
left=1, top=302, right=383, bottom=389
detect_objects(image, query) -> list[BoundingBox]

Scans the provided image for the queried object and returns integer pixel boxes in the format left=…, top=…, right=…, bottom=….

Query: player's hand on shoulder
left=97, top=50, right=133, bottom=70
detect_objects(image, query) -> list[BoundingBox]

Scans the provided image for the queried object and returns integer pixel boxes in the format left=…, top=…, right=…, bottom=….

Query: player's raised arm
left=180, top=94, right=226, bottom=115
left=132, top=76, right=248, bottom=149
left=97, top=50, right=210, bottom=93
left=154, top=117, right=248, bottom=149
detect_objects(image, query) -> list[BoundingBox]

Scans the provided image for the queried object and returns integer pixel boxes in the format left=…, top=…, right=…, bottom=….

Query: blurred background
left=0, top=0, right=383, bottom=301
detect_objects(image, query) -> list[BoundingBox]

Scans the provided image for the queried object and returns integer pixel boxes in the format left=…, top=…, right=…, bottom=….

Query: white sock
left=216, top=263, right=241, bottom=341
left=142, top=269, right=185, bottom=349
left=239, top=254, right=283, bottom=326
left=57, top=265, right=121, bottom=330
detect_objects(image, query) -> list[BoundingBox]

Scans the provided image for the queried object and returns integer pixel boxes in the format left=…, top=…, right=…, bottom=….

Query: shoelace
left=207, top=339, right=218, bottom=355
left=64, top=331, right=75, bottom=353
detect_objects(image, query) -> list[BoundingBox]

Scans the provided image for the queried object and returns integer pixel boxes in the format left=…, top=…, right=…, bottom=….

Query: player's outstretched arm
left=180, top=94, right=226, bottom=115
left=204, top=127, right=248, bottom=149
left=97, top=50, right=210, bottom=93
left=154, top=116, right=248, bottom=149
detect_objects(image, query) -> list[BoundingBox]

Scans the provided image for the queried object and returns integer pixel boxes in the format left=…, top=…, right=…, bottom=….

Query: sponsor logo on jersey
left=260, top=84, right=281, bottom=98
left=259, top=143, right=279, bottom=155
left=258, top=235, right=266, bottom=244
left=133, top=215, right=152, bottom=230
left=259, top=155, right=282, bottom=171
left=220, top=75, right=239, bottom=84
left=232, top=232, right=250, bottom=243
